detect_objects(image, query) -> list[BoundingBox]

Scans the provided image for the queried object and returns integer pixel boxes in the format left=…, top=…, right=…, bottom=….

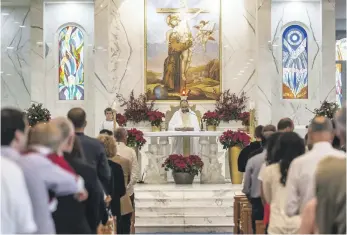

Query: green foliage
left=313, top=101, right=339, bottom=119
left=26, top=103, right=51, bottom=126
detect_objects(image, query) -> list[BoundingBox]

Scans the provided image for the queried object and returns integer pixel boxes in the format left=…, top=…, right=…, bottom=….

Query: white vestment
left=168, top=109, right=200, bottom=155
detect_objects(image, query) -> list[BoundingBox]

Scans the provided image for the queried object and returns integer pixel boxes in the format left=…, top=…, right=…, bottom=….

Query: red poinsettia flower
left=219, top=130, right=250, bottom=149
left=202, top=111, right=221, bottom=126
left=162, top=154, right=203, bottom=176
left=127, top=128, right=146, bottom=149
left=147, top=111, right=165, bottom=127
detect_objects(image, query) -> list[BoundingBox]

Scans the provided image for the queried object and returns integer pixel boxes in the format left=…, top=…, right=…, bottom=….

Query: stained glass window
left=58, top=26, right=84, bottom=100
left=336, top=38, right=346, bottom=107
left=282, top=25, right=308, bottom=99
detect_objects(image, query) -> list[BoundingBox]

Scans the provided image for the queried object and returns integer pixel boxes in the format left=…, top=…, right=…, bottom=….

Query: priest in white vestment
left=168, top=100, right=200, bottom=155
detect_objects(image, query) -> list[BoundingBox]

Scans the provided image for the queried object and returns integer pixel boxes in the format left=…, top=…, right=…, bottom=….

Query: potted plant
left=313, top=101, right=339, bottom=119
left=127, top=128, right=147, bottom=150
left=219, top=130, right=250, bottom=184
left=116, top=90, right=155, bottom=126
left=116, top=113, right=127, bottom=127
left=162, top=154, right=203, bottom=184
left=26, top=103, right=51, bottom=127
left=214, top=90, right=248, bottom=124
left=202, top=111, right=221, bottom=131
left=147, top=111, right=165, bottom=132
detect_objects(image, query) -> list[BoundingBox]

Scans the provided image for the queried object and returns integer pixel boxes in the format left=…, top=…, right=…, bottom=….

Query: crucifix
left=156, top=3, right=209, bottom=96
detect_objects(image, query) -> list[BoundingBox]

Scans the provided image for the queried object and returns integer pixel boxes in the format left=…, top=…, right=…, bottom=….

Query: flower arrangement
left=127, top=128, right=147, bottom=150
left=116, top=90, right=156, bottom=123
left=219, top=130, right=251, bottom=149
left=202, top=111, right=221, bottom=126
left=214, top=90, right=248, bottom=122
left=147, top=111, right=165, bottom=127
left=116, top=113, right=127, bottom=127
left=313, top=101, right=339, bottom=119
left=26, top=103, right=51, bottom=127
left=238, top=112, right=250, bottom=126
left=162, top=154, right=203, bottom=176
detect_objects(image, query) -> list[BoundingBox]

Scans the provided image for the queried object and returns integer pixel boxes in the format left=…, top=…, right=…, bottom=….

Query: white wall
left=1, top=7, right=31, bottom=110
left=43, top=2, right=95, bottom=134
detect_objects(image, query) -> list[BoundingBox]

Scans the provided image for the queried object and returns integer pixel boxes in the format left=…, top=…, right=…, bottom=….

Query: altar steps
left=134, top=184, right=243, bottom=233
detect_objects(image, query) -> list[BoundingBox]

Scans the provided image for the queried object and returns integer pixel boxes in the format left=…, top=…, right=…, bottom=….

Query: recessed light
left=0, top=71, right=4, bottom=74
left=6, top=47, right=14, bottom=50
left=237, top=73, right=242, bottom=76
left=240, top=70, right=244, bottom=73
left=244, top=66, right=248, bottom=69
left=233, top=77, right=238, bottom=79
left=2, top=13, right=9, bottom=16
left=247, top=62, right=251, bottom=65
left=19, top=25, right=26, bottom=28
left=249, top=59, right=254, bottom=61
left=14, top=21, right=19, bottom=24
left=100, top=4, right=103, bottom=7
left=6, top=74, right=12, bottom=76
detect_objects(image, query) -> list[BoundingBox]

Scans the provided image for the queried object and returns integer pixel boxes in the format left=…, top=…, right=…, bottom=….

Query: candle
left=249, top=101, right=255, bottom=110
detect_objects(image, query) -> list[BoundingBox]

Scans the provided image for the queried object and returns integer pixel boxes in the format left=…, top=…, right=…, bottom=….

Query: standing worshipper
left=1, top=108, right=81, bottom=234
left=114, top=128, right=140, bottom=233
left=238, top=125, right=264, bottom=172
left=1, top=157, right=37, bottom=234
left=262, top=132, right=305, bottom=234
left=277, top=118, right=294, bottom=132
left=51, top=117, right=105, bottom=233
left=67, top=108, right=111, bottom=193
left=242, top=125, right=276, bottom=234
left=334, top=104, right=346, bottom=151
left=98, top=135, right=133, bottom=234
left=285, top=116, right=345, bottom=217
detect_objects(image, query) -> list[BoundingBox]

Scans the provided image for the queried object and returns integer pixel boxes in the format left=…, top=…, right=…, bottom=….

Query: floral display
left=147, top=111, right=165, bottom=127
left=26, top=103, right=51, bottom=127
left=116, top=90, right=155, bottom=123
left=214, top=90, right=248, bottom=122
left=127, top=128, right=146, bottom=150
left=219, top=130, right=251, bottom=149
left=238, top=112, right=250, bottom=126
left=162, top=154, right=204, bottom=177
left=313, top=101, right=339, bottom=119
left=202, top=111, right=221, bottom=126
left=116, top=113, right=127, bottom=127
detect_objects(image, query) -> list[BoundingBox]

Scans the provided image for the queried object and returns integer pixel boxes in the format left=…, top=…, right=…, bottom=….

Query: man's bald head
left=114, top=127, right=128, bottom=143
left=308, top=116, right=334, bottom=145
left=28, top=123, right=62, bottom=152
left=51, top=117, right=75, bottom=153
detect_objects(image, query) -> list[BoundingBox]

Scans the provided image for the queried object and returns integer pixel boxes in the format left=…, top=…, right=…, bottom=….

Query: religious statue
left=144, top=144, right=167, bottom=184
left=168, top=100, right=200, bottom=155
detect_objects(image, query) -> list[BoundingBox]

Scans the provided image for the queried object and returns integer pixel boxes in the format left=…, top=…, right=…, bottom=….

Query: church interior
left=1, top=0, right=346, bottom=234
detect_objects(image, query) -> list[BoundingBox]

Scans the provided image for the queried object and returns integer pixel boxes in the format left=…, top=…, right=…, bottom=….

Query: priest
left=168, top=100, right=200, bottom=155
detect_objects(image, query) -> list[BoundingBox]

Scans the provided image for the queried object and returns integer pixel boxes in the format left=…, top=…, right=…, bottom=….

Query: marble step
left=135, top=197, right=235, bottom=207
left=135, top=205, right=234, bottom=217
left=136, top=224, right=234, bottom=233
left=136, top=214, right=234, bottom=226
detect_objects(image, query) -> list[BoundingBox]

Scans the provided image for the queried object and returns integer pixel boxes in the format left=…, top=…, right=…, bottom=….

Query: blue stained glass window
left=282, top=25, right=308, bottom=99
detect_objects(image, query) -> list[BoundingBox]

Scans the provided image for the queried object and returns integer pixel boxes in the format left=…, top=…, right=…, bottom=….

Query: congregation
left=240, top=105, right=346, bottom=234
left=1, top=104, right=346, bottom=234
left=1, top=107, right=138, bottom=234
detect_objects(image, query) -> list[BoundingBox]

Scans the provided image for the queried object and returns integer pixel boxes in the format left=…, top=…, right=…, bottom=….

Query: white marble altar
left=135, top=183, right=243, bottom=233
left=142, top=131, right=227, bottom=184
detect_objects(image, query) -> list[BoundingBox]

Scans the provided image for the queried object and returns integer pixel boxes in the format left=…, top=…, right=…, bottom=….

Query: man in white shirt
left=285, top=116, right=346, bottom=217
left=114, top=128, right=140, bottom=233
left=1, top=157, right=37, bottom=234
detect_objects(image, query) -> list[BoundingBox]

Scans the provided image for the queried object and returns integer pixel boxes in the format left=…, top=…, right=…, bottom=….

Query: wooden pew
left=234, top=195, right=252, bottom=234
left=256, top=220, right=266, bottom=234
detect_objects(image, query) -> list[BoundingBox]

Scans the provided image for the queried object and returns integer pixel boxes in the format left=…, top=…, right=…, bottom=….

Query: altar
left=140, top=130, right=228, bottom=184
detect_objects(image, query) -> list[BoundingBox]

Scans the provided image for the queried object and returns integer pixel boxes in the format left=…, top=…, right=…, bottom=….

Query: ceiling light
left=240, top=70, right=244, bottom=73
left=237, top=73, right=242, bottom=76
left=6, top=47, right=14, bottom=50
left=233, top=77, right=238, bottom=79
left=19, top=25, right=26, bottom=28
left=2, top=13, right=9, bottom=16
left=247, top=62, right=251, bottom=65
left=100, top=4, right=103, bottom=7
left=6, top=74, right=12, bottom=76
left=0, top=71, right=4, bottom=74
left=14, top=21, right=19, bottom=24
left=249, top=59, right=254, bottom=61
left=244, top=66, right=248, bottom=69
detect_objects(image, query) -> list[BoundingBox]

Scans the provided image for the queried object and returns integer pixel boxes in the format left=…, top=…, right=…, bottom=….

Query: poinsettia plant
left=147, top=111, right=165, bottom=127
left=26, top=103, right=51, bottom=127
left=239, top=112, right=250, bottom=126
left=202, top=111, right=221, bottom=126
left=127, top=128, right=146, bottom=150
left=313, top=101, right=339, bottom=119
left=116, top=113, right=127, bottom=127
left=219, top=130, right=251, bottom=149
left=162, top=154, right=203, bottom=176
